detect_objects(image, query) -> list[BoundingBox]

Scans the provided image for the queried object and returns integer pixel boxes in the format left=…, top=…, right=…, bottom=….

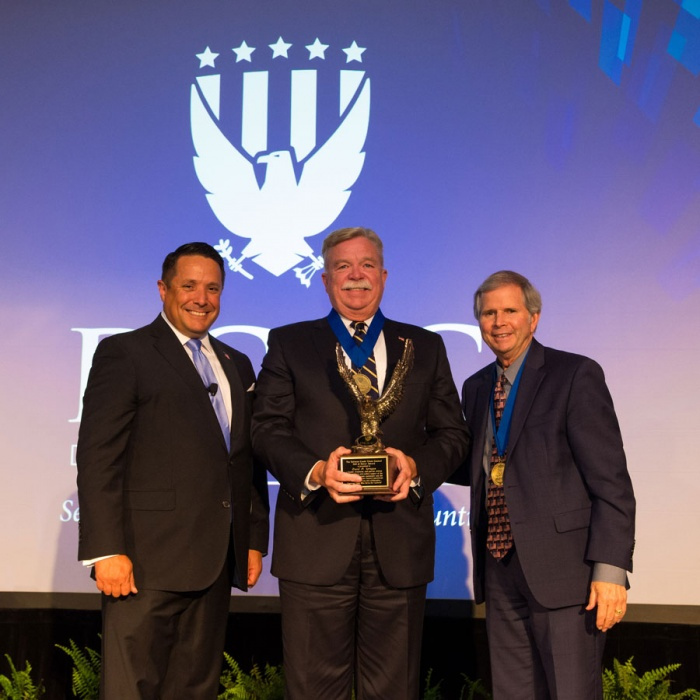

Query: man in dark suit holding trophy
left=252, top=227, right=470, bottom=700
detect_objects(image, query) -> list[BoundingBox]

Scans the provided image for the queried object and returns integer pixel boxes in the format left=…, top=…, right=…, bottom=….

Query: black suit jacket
left=77, top=315, right=269, bottom=592
left=456, top=338, right=635, bottom=607
left=251, top=316, right=470, bottom=588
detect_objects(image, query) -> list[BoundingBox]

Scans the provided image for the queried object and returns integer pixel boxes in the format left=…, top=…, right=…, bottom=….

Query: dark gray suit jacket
left=77, top=314, right=269, bottom=592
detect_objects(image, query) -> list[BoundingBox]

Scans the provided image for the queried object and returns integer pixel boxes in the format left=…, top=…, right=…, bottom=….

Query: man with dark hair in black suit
left=77, top=242, right=269, bottom=699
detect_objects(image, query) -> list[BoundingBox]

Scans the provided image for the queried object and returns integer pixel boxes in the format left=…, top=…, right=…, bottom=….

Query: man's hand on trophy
left=374, top=448, right=417, bottom=502
left=311, top=446, right=364, bottom=503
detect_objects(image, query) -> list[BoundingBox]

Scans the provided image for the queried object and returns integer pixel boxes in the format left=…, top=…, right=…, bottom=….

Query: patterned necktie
left=351, top=321, right=380, bottom=399
left=186, top=338, right=231, bottom=450
left=486, top=372, right=512, bottom=559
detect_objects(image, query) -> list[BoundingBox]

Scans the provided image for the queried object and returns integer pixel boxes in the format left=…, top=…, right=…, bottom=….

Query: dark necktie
left=486, top=373, right=513, bottom=559
left=186, top=338, right=231, bottom=450
left=351, top=321, right=380, bottom=399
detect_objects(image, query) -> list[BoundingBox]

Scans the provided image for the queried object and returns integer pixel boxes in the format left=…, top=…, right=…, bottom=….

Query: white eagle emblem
left=190, top=39, right=371, bottom=286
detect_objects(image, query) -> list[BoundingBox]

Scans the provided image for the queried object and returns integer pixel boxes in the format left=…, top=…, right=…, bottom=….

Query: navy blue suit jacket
left=456, top=338, right=635, bottom=607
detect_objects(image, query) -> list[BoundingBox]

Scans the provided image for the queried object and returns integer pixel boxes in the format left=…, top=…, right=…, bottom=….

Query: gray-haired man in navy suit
left=455, top=270, right=635, bottom=699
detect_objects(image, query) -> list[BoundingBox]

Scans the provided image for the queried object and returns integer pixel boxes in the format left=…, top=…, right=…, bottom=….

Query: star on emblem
left=269, top=36, right=292, bottom=58
left=196, top=46, right=219, bottom=68
left=306, top=37, right=329, bottom=60
left=342, top=41, right=366, bottom=63
left=232, top=41, right=255, bottom=63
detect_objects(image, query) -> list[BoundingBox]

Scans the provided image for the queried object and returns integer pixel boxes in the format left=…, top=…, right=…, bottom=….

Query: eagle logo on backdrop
left=190, top=38, right=370, bottom=286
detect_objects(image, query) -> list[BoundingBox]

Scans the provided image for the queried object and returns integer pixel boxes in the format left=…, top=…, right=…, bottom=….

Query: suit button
left=222, top=500, right=231, bottom=508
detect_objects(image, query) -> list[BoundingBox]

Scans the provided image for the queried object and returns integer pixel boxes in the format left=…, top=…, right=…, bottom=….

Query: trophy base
left=339, top=452, right=395, bottom=495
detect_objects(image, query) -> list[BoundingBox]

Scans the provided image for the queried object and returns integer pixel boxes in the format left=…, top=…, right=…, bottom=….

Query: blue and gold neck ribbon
left=327, top=308, right=385, bottom=369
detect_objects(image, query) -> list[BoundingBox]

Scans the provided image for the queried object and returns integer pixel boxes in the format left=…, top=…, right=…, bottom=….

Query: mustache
left=342, top=282, right=372, bottom=291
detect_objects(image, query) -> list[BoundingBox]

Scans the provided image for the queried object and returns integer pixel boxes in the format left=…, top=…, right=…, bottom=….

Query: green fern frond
left=421, top=668, right=444, bottom=700
left=459, top=674, right=492, bottom=700
left=218, top=652, right=285, bottom=699
left=0, top=653, right=45, bottom=699
left=602, top=656, right=700, bottom=699
left=55, top=639, right=100, bottom=699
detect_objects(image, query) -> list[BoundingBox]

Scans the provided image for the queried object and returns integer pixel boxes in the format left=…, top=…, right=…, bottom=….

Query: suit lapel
left=150, top=316, right=205, bottom=397
left=312, top=317, right=353, bottom=399
left=471, top=369, right=492, bottom=482
left=507, top=339, right=545, bottom=455
left=149, top=316, right=229, bottom=451
left=473, top=371, right=492, bottom=456
left=383, top=319, right=405, bottom=380
left=211, top=336, right=245, bottom=451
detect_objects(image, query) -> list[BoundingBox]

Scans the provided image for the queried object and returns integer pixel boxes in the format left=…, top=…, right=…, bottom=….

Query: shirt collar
left=338, top=312, right=376, bottom=331
left=161, top=311, right=214, bottom=353
left=498, top=341, right=531, bottom=384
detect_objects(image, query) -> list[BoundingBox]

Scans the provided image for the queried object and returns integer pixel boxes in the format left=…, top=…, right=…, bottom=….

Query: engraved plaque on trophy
left=336, top=338, right=414, bottom=495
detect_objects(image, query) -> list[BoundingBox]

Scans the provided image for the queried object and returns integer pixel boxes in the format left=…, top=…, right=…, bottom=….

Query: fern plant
left=55, top=639, right=100, bottom=700
left=217, top=652, right=285, bottom=699
left=42, top=642, right=700, bottom=700
left=602, top=656, right=700, bottom=699
left=421, top=668, right=444, bottom=700
left=0, top=653, right=45, bottom=699
left=458, top=674, right=492, bottom=699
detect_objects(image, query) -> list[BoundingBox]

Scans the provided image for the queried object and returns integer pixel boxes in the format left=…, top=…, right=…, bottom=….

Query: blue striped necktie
left=186, top=338, right=230, bottom=450
left=351, top=321, right=380, bottom=400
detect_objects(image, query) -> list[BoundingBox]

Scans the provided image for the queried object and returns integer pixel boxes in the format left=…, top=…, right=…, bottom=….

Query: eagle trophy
left=336, top=337, right=415, bottom=453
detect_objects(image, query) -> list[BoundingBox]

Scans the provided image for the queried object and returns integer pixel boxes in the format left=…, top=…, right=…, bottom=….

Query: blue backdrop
left=2, top=0, right=699, bottom=607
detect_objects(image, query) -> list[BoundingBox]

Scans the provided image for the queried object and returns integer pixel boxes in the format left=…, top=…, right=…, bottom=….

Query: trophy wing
left=336, top=343, right=363, bottom=405
left=377, top=338, right=414, bottom=420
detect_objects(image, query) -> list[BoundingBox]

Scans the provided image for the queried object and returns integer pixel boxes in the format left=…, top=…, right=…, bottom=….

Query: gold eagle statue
left=336, top=337, right=414, bottom=452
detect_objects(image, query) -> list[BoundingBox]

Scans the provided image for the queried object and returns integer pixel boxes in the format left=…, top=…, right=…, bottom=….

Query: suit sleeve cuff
left=592, top=562, right=627, bottom=586
left=301, top=461, right=324, bottom=501
left=82, top=554, right=119, bottom=567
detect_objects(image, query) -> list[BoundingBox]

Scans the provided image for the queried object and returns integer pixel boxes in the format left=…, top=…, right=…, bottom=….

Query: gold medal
left=353, top=372, right=372, bottom=395
left=491, top=461, right=505, bottom=486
